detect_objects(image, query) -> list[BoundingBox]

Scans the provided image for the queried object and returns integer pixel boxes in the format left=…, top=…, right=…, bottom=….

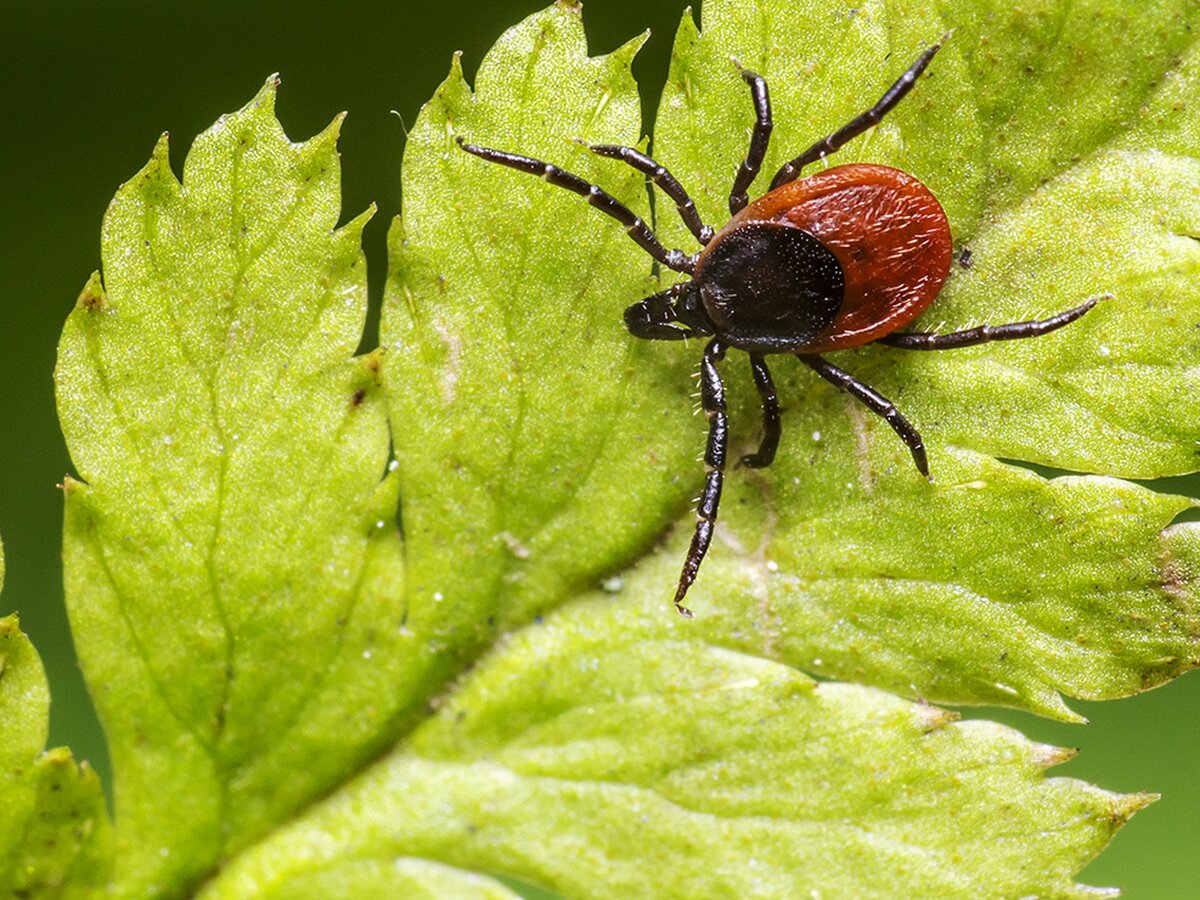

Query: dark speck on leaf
left=79, top=289, right=106, bottom=313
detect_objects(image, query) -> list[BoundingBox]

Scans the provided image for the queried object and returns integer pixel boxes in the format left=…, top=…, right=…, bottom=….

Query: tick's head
left=623, top=281, right=712, bottom=341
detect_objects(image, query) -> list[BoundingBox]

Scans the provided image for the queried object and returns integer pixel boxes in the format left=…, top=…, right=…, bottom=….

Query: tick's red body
left=459, top=35, right=1097, bottom=615
left=718, top=164, right=953, bottom=352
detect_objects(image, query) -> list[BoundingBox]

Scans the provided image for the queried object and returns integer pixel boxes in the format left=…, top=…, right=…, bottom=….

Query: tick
left=458, top=36, right=1097, bottom=617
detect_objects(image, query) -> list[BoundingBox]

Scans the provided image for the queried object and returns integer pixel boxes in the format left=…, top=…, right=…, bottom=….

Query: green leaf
left=652, top=0, right=1200, bottom=475
left=383, top=2, right=684, bottom=652
left=50, top=0, right=1200, bottom=896
left=640, top=0, right=1200, bottom=715
left=203, top=597, right=1149, bottom=899
left=55, top=81, right=407, bottom=893
left=385, top=0, right=1200, bottom=721
left=1, top=587, right=111, bottom=897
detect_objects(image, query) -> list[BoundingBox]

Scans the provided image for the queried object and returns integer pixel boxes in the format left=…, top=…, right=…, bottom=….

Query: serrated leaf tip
left=334, top=206, right=375, bottom=250
left=118, top=131, right=178, bottom=201
left=1034, top=689, right=1088, bottom=724
left=612, top=29, right=650, bottom=67
left=59, top=474, right=86, bottom=497
left=152, top=131, right=170, bottom=158
left=351, top=202, right=378, bottom=225
left=678, top=6, right=699, bottom=37
left=1029, top=742, right=1078, bottom=769
left=0, top=612, right=21, bottom=635
left=1112, top=791, right=1158, bottom=820
left=138, top=132, right=173, bottom=183
left=76, top=272, right=107, bottom=313
left=312, top=111, right=347, bottom=150
left=250, top=74, right=281, bottom=114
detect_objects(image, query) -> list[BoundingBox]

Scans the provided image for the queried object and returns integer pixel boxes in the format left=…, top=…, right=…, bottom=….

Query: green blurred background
left=1, top=1, right=1196, bottom=896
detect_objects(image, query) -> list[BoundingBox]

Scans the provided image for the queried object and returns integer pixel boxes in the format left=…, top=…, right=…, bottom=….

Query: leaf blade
left=1, top=606, right=112, bottom=897
left=382, top=1, right=697, bottom=664
left=203, top=602, right=1146, bottom=898
left=56, top=79, right=405, bottom=894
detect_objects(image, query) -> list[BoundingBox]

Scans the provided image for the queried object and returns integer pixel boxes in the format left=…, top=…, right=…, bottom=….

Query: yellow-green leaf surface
left=56, top=82, right=405, bottom=893
left=643, top=0, right=1200, bottom=713
left=1, top=566, right=111, bottom=898
left=49, top=0, right=1198, bottom=896
left=385, top=0, right=1200, bottom=721
left=384, top=4, right=678, bottom=660
left=204, top=598, right=1148, bottom=899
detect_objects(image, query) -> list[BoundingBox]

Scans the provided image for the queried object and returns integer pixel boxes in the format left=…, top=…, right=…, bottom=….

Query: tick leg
left=770, top=34, right=949, bottom=190
left=585, top=143, right=714, bottom=245
left=457, top=138, right=696, bottom=274
left=674, top=339, right=729, bottom=617
left=798, top=353, right=929, bottom=478
left=729, top=69, right=773, bottom=216
left=880, top=297, right=1100, bottom=350
left=739, top=354, right=781, bottom=468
